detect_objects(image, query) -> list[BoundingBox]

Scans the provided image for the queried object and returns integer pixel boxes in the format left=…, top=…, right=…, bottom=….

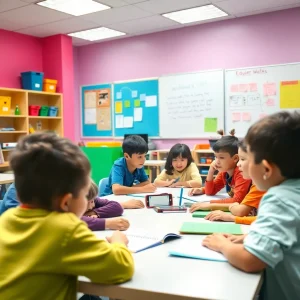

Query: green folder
left=180, top=222, right=243, bottom=235
left=192, top=211, right=231, bottom=218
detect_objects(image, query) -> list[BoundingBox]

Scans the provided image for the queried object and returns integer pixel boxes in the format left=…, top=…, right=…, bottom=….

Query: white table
left=0, top=173, right=14, bottom=184
left=144, top=160, right=165, bottom=182
left=78, top=188, right=263, bottom=300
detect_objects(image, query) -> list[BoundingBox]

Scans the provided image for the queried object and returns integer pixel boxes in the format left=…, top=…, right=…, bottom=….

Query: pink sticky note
left=249, top=83, right=258, bottom=92
left=259, top=113, right=267, bottom=119
left=232, top=112, right=241, bottom=122
left=263, top=83, right=276, bottom=96
left=266, top=99, right=275, bottom=106
left=242, top=112, right=251, bottom=121
left=230, top=84, right=239, bottom=92
left=239, top=84, right=249, bottom=92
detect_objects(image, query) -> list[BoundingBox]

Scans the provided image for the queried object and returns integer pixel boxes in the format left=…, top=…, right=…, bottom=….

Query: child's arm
left=190, top=202, right=230, bottom=213
left=205, top=172, right=225, bottom=195
left=82, top=215, right=130, bottom=231
left=229, top=203, right=254, bottom=217
left=154, top=169, right=175, bottom=187
left=235, top=216, right=257, bottom=225
left=62, top=222, right=134, bottom=284
left=112, top=184, right=156, bottom=195
left=93, top=198, right=124, bottom=218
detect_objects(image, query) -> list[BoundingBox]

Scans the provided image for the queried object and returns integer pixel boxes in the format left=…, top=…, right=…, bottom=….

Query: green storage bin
left=81, top=146, right=123, bottom=185
left=39, top=106, right=49, bottom=116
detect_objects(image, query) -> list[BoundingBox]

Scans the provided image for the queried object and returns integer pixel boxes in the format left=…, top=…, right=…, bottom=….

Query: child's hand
left=165, top=179, right=176, bottom=187
left=87, top=214, right=98, bottom=218
left=209, top=160, right=220, bottom=172
left=188, top=188, right=204, bottom=196
left=105, top=217, right=130, bottom=231
left=205, top=210, right=235, bottom=222
left=141, top=183, right=157, bottom=193
left=190, top=202, right=211, bottom=213
left=121, top=199, right=145, bottom=209
left=227, top=234, right=246, bottom=244
left=202, top=233, right=229, bottom=252
left=106, top=230, right=129, bottom=246
left=169, top=181, right=183, bottom=188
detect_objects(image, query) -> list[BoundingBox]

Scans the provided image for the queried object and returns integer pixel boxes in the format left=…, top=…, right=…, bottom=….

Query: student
left=0, top=133, right=134, bottom=299
left=103, top=135, right=156, bottom=196
left=0, top=182, right=18, bottom=215
left=189, top=135, right=252, bottom=212
left=154, top=143, right=202, bottom=188
left=203, top=111, right=300, bottom=300
left=204, top=140, right=265, bottom=224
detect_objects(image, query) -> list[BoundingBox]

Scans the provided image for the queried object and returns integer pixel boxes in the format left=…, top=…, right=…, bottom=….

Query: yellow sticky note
left=115, top=101, right=122, bottom=114
left=124, top=100, right=131, bottom=108
left=280, top=81, right=300, bottom=108
left=134, top=99, right=140, bottom=107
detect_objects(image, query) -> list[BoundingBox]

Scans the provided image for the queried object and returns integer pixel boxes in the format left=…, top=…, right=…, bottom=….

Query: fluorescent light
left=162, top=5, right=228, bottom=24
left=68, top=27, right=126, bottom=41
left=37, top=0, right=110, bottom=16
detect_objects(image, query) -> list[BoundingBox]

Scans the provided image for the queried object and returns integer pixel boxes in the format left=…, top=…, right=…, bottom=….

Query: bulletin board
left=225, top=63, right=300, bottom=136
left=81, top=84, right=113, bottom=137
left=113, top=78, right=159, bottom=137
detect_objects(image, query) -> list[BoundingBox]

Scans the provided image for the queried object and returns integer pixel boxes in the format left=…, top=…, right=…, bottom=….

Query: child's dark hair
left=213, top=135, right=239, bottom=156
left=238, top=140, right=247, bottom=152
left=245, top=111, right=300, bottom=178
left=87, top=180, right=98, bottom=201
left=165, top=144, right=193, bottom=175
left=122, top=135, right=148, bottom=157
left=9, top=132, right=91, bottom=210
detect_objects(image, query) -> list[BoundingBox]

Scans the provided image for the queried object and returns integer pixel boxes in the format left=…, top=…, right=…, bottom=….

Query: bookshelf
left=0, top=87, right=64, bottom=168
left=192, top=149, right=215, bottom=179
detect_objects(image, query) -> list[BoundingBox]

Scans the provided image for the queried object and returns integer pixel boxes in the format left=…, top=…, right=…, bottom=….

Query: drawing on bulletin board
left=113, top=79, right=159, bottom=137
left=81, top=84, right=113, bottom=137
left=225, top=63, right=300, bottom=136
left=159, top=70, right=224, bottom=138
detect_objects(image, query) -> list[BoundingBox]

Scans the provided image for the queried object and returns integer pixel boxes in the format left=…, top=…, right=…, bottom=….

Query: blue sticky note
left=132, top=90, right=138, bottom=98
left=140, top=94, right=146, bottom=101
left=116, top=92, right=122, bottom=99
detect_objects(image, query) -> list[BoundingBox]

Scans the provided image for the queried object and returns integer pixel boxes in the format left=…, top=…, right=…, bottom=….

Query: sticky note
left=259, top=113, right=267, bottom=119
left=239, top=84, right=249, bottom=92
left=230, top=84, right=239, bottom=93
left=134, top=99, right=140, bottom=107
left=115, top=101, right=122, bottom=114
left=263, top=83, right=276, bottom=96
left=124, top=100, right=131, bottom=108
left=266, top=99, right=275, bottom=106
left=145, top=96, right=157, bottom=107
left=134, top=107, right=143, bottom=122
left=140, top=94, right=146, bottom=101
left=242, top=112, right=251, bottom=121
left=116, top=92, right=122, bottom=99
left=132, top=90, right=138, bottom=98
left=280, top=81, right=300, bottom=108
left=204, top=118, right=217, bottom=133
left=249, top=83, right=258, bottom=92
left=232, top=112, right=241, bottom=122
left=124, top=116, right=133, bottom=128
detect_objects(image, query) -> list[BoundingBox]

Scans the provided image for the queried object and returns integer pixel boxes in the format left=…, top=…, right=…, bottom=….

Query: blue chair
left=98, top=177, right=109, bottom=196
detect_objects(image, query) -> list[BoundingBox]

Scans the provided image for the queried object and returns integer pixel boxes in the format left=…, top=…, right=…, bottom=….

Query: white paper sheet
left=134, top=107, right=143, bottom=122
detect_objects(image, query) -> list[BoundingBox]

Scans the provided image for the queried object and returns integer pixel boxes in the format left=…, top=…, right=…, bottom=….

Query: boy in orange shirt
left=204, top=140, right=265, bottom=224
left=190, top=135, right=252, bottom=212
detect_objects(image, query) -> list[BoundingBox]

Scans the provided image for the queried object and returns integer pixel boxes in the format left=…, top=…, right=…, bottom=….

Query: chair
left=98, top=177, right=109, bottom=196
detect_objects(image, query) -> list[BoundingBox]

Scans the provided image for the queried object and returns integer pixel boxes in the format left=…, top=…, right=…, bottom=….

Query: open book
left=126, top=230, right=181, bottom=253
left=180, top=222, right=243, bottom=235
left=169, top=238, right=227, bottom=262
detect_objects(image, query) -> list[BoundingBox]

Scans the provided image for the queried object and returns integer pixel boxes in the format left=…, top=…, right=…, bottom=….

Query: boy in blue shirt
left=0, top=183, right=18, bottom=216
left=103, top=135, right=156, bottom=196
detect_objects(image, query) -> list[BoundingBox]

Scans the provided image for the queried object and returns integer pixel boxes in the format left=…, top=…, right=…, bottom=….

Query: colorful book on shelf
left=180, top=222, right=243, bottom=235
left=126, top=230, right=181, bottom=253
left=192, top=211, right=231, bottom=218
left=169, top=239, right=227, bottom=262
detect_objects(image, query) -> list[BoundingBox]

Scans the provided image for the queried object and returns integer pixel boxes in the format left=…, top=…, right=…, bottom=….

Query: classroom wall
left=0, top=29, right=43, bottom=88
left=75, top=7, right=300, bottom=149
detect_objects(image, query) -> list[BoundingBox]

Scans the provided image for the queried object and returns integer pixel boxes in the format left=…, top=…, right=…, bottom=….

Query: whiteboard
left=159, top=70, right=224, bottom=138
left=225, top=63, right=300, bottom=137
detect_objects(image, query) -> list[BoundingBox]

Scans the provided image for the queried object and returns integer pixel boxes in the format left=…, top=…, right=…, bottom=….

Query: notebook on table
left=126, top=230, right=181, bottom=253
left=192, top=211, right=231, bottom=218
left=180, top=222, right=243, bottom=235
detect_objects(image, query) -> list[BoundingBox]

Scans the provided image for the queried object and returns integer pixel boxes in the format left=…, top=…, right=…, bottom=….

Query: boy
left=103, top=135, right=156, bottom=195
left=0, top=183, right=17, bottom=215
left=189, top=136, right=252, bottom=212
left=0, top=133, right=134, bottom=300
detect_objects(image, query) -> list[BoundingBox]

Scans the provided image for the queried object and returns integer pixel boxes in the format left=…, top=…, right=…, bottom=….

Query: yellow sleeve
left=61, top=222, right=134, bottom=284
left=154, top=169, right=169, bottom=181
left=189, top=163, right=202, bottom=181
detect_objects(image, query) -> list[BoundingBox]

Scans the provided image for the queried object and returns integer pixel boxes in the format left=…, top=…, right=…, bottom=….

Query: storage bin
left=48, top=106, right=58, bottom=117
left=206, top=158, right=213, bottom=164
left=39, top=106, right=49, bottom=116
left=0, top=96, right=11, bottom=115
left=200, top=169, right=209, bottom=175
left=43, top=79, right=57, bottom=93
left=21, top=72, right=44, bottom=91
left=29, top=105, right=40, bottom=116
left=200, top=157, right=207, bottom=164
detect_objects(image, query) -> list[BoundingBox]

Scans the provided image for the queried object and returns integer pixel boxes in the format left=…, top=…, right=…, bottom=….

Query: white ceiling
left=0, top=0, right=300, bottom=46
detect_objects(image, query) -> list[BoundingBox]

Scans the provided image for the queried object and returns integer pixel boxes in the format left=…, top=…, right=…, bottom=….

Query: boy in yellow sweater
left=0, top=133, right=134, bottom=300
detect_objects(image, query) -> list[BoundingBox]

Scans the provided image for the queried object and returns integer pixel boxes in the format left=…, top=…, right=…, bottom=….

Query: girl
left=204, top=140, right=265, bottom=224
left=203, top=111, right=300, bottom=300
left=82, top=180, right=145, bottom=231
left=154, top=143, right=202, bottom=188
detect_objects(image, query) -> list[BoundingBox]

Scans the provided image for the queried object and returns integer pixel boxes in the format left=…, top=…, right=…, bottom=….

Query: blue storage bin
left=48, top=106, right=58, bottom=117
left=21, top=71, right=44, bottom=91
left=200, top=157, right=207, bottom=164
left=200, top=168, right=209, bottom=175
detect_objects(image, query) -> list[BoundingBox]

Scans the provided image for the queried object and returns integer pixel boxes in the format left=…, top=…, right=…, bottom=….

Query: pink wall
left=0, top=29, right=43, bottom=88
left=75, top=8, right=300, bottom=148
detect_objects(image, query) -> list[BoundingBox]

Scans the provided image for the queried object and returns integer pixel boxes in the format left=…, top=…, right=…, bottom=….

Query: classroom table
left=144, top=160, right=165, bottom=182
left=78, top=188, right=263, bottom=300
left=0, top=173, right=14, bottom=184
